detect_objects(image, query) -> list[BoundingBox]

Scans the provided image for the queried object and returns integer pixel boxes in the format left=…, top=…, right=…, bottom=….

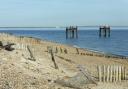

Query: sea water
left=0, top=27, right=128, bottom=56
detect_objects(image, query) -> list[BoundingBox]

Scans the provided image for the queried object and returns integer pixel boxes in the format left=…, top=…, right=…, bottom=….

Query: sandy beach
left=0, top=33, right=128, bottom=89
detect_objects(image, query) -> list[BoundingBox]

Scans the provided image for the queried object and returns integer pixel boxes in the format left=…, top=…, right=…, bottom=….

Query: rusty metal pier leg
left=99, top=29, right=101, bottom=37
left=66, top=28, right=68, bottom=39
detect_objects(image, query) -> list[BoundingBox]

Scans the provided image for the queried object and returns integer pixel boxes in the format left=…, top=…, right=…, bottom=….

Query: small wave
left=73, top=45, right=80, bottom=48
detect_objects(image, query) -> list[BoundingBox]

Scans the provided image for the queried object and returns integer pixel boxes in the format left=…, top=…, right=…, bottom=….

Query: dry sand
left=0, top=33, right=128, bottom=89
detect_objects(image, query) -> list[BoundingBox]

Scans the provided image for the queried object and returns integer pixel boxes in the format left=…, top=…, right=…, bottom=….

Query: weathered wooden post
left=124, top=67, right=126, bottom=80
left=110, top=66, right=113, bottom=82
left=118, top=66, right=121, bottom=82
left=76, top=48, right=79, bottom=54
left=113, top=66, right=116, bottom=82
left=48, top=46, right=59, bottom=69
left=27, top=45, right=36, bottom=61
left=121, top=66, right=126, bottom=80
left=64, top=48, right=68, bottom=54
left=115, top=66, right=119, bottom=82
left=121, top=66, right=124, bottom=80
left=60, top=47, right=63, bottom=53
left=103, top=65, right=106, bottom=82
left=106, top=66, right=110, bottom=82
left=50, top=49, right=59, bottom=69
left=98, top=65, right=102, bottom=82
left=55, top=47, right=58, bottom=53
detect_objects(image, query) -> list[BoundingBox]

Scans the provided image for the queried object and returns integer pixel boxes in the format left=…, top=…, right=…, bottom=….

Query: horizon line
left=0, top=26, right=128, bottom=28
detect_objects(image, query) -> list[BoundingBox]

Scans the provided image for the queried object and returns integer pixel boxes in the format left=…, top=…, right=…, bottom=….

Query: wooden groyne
left=74, top=48, right=128, bottom=59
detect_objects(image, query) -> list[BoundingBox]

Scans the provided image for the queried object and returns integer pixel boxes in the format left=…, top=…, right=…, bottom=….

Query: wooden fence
left=0, top=33, right=40, bottom=45
left=14, top=43, right=28, bottom=50
left=97, top=65, right=127, bottom=82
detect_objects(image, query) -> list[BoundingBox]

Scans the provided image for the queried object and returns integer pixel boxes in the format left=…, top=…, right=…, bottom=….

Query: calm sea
left=0, top=27, right=128, bottom=56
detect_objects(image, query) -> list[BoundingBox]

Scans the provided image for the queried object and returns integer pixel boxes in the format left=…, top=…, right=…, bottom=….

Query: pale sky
left=0, top=0, right=128, bottom=27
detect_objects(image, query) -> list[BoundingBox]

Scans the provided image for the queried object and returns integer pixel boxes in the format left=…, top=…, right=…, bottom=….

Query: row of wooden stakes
left=14, top=43, right=36, bottom=61
left=97, top=65, right=127, bottom=82
left=0, top=33, right=40, bottom=45
left=76, top=48, right=127, bottom=59
left=47, top=46, right=68, bottom=54
left=14, top=43, right=28, bottom=50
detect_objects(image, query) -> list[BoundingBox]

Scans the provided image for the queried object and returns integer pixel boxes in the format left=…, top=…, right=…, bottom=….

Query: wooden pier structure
left=66, top=26, right=78, bottom=39
left=99, top=26, right=111, bottom=37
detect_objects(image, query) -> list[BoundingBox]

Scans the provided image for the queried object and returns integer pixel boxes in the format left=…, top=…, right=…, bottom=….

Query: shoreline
left=25, top=35, right=128, bottom=59
left=41, top=39, right=128, bottom=59
left=1, top=32, right=128, bottom=59
left=27, top=36, right=128, bottom=59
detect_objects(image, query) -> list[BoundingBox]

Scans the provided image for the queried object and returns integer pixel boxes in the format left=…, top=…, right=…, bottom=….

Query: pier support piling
left=66, top=26, right=78, bottom=39
left=99, top=26, right=111, bottom=38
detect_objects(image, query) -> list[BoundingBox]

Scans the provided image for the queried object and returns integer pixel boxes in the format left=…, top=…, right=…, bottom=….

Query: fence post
left=50, top=49, right=59, bottom=69
left=27, top=45, right=36, bottom=61
left=103, top=65, right=106, bottom=82
left=110, top=65, right=113, bottom=82
left=76, top=48, right=79, bottom=54
left=118, top=66, right=121, bottom=82
left=121, top=66, right=124, bottom=80
left=98, top=65, right=102, bottom=82
left=64, top=48, right=68, bottom=54
left=115, top=66, right=118, bottom=82
left=113, top=66, right=116, bottom=82
left=107, top=66, right=110, bottom=82
left=55, top=47, right=58, bottom=53
left=60, top=47, right=63, bottom=53
left=124, top=67, right=126, bottom=80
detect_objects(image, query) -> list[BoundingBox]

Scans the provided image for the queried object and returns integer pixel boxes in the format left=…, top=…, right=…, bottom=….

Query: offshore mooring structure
left=66, top=26, right=78, bottom=39
left=99, top=26, right=111, bottom=37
